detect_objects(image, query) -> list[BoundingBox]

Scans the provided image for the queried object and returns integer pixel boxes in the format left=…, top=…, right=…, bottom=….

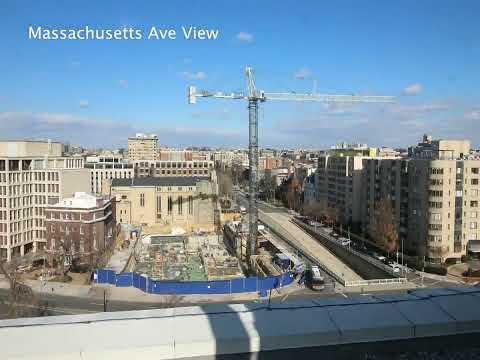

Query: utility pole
left=188, top=67, right=394, bottom=268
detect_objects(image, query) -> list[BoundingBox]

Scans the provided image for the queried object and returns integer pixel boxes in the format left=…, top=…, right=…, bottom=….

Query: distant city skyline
left=1, top=0, right=479, bottom=148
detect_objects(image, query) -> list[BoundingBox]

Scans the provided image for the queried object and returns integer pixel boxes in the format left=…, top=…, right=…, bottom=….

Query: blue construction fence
left=95, top=269, right=295, bottom=296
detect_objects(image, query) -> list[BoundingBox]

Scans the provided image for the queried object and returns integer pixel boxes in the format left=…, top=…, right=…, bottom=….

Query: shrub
left=444, top=257, right=460, bottom=265
left=424, top=265, right=447, bottom=276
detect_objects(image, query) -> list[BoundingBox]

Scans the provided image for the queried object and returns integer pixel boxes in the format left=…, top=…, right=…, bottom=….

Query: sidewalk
left=1, top=276, right=266, bottom=304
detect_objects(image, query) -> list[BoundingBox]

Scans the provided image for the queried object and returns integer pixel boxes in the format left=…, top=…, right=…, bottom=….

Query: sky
left=0, top=0, right=479, bottom=149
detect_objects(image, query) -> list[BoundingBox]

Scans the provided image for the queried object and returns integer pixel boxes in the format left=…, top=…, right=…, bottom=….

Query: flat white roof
left=50, top=192, right=108, bottom=209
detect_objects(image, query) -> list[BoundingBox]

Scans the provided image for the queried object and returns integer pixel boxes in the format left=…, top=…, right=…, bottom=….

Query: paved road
left=236, top=193, right=362, bottom=282
left=0, top=284, right=418, bottom=319
left=260, top=211, right=362, bottom=281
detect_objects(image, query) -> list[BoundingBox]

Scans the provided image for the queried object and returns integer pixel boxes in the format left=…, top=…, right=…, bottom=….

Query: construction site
left=133, top=233, right=244, bottom=281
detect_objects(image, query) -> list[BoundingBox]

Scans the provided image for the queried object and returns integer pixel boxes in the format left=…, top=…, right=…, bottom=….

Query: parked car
left=339, top=237, right=351, bottom=246
left=372, top=253, right=386, bottom=262
left=389, top=264, right=400, bottom=273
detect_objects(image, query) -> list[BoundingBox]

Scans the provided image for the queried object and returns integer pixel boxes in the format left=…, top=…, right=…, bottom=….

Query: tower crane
left=188, top=66, right=394, bottom=269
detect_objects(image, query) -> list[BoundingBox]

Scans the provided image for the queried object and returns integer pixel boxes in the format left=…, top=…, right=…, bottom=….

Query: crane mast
left=188, top=66, right=394, bottom=272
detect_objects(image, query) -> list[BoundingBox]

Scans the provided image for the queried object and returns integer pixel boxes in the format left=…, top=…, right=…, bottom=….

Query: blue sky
left=0, top=0, right=479, bottom=149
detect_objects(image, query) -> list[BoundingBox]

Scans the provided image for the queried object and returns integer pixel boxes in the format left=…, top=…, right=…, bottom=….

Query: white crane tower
left=188, top=66, right=394, bottom=269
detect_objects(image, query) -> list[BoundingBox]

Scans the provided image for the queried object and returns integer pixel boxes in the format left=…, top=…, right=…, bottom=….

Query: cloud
left=79, top=100, right=89, bottom=108
left=179, top=71, right=207, bottom=81
left=402, top=83, right=423, bottom=96
left=294, top=68, right=312, bottom=80
left=0, top=112, right=246, bottom=148
left=118, top=79, right=129, bottom=88
left=183, top=57, right=192, bottom=65
left=264, top=98, right=478, bottom=149
left=236, top=32, right=254, bottom=43
left=465, top=109, right=480, bottom=121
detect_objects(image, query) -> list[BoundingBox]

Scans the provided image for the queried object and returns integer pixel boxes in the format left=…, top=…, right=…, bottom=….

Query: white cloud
left=236, top=32, right=254, bottom=43
left=465, top=109, right=480, bottom=121
left=294, top=68, right=312, bottom=80
left=118, top=79, right=129, bottom=88
left=79, top=100, right=89, bottom=108
left=180, top=71, right=207, bottom=81
left=402, top=83, right=423, bottom=96
left=183, top=57, right=192, bottom=64
left=0, top=112, right=245, bottom=148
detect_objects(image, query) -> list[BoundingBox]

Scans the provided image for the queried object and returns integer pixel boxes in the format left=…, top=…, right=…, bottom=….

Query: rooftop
left=50, top=192, right=110, bottom=209
left=111, top=176, right=209, bottom=187
left=1, top=286, right=479, bottom=359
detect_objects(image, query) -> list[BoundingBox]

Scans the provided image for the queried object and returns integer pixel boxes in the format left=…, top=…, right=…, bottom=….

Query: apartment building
left=107, top=177, right=216, bottom=232
left=127, top=133, right=158, bottom=161
left=407, top=139, right=480, bottom=262
left=361, top=158, right=409, bottom=248
left=84, top=155, right=134, bottom=194
left=133, top=160, right=214, bottom=178
left=45, top=192, right=116, bottom=261
left=0, top=141, right=90, bottom=261
left=315, top=154, right=365, bottom=227
left=361, top=136, right=480, bottom=263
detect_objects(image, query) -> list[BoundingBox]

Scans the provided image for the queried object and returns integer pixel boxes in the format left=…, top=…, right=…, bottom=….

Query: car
left=372, top=253, right=386, bottom=262
left=389, top=264, right=400, bottom=273
left=339, top=237, right=351, bottom=246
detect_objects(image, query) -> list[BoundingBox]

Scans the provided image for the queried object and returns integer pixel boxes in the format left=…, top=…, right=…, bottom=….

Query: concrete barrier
left=0, top=286, right=479, bottom=359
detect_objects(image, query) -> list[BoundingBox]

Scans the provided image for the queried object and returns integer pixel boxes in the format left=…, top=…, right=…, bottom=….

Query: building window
left=178, top=196, right=183, bottom=215
left=168, top=196, right=173, bottom=215
left=471, top=222, right=478, bottom=229
left=140, top=193, right=145, bottom=207
left=188, top=195, right=193, bottom=214
left=472, top=211, right=478, bottom=218
left=471, top=201, right=479, bottom=208
left=156, top=195, right=161, bottom=218
left=431, top=213, right=441, bottom=221
left=472, top=179, right=479, bottom=185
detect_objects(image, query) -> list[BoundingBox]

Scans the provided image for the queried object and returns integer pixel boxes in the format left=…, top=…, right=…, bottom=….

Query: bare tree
left=0, top=259, right=46, bottom=318
left=370, top=198, right=399, bottom=256
left=286, top=178, right=302, bottom=211
left=262, top=173, right=277, bottom=202
left=302, top=201, right=325, bottom=219
left=217, top=169, right=234, bottom=199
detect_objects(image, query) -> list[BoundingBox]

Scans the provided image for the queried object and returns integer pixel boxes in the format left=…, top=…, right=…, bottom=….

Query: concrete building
left=407, top=148, right=480, bottom=262
left=361, top=158, right=409, bottom=249
left=107, top=177, right=216, bottom=232
left=84, top=155, right=134, bottom=194
left=127, top=133, right=158, bottom=161
left=315, top=155, right=365, bottom=227
left=133, top=160, right=214, bottom=178
left=361, top=136, right=480, bottom=263
left=0, top=141, right=90, bottom=261
left=303, top=173, right=318, bottom=205
left=45, top=192, right=116, bottom=261
left=265, top=168, right=290, bottom=187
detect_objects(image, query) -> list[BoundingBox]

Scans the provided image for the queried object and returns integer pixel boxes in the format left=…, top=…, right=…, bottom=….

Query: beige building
left=361, top=158, right=409, bottom=250
left=133, top=160, right=214, bottom=178
left=408, top=157, right=480, bottom=262
left=361, top=136, right=480, bottom=263
left=106, top=177, right=216, bottom=232
left=128, top=133, right=158, bottom=161
left=85, top=155, right=134, bottom=194
left=315, top=154, right=365, bottom=227
left=0, top=141, right=90, bottom=261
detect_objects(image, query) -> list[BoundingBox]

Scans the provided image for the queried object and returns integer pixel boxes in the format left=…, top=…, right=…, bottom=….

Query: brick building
left=45, top=192, right=116, bottom=261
